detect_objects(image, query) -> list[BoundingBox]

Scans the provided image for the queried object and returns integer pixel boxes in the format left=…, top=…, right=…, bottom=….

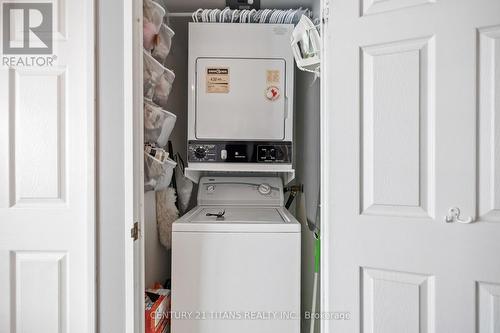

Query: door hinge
left=131, top=221, right=140, bottom=241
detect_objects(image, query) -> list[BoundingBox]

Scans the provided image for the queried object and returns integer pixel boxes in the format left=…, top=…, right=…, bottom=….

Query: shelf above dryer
left=185, top=164, right=295, bottom=185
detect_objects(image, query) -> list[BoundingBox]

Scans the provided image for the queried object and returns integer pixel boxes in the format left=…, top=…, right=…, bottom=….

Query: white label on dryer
left=206, top=67, right=230, bottom=93
left=266, top=70, right=280, bottom=84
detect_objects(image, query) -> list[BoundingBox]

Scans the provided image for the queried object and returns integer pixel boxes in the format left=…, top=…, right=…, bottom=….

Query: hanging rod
left=167, top=12, right=195, bottom=17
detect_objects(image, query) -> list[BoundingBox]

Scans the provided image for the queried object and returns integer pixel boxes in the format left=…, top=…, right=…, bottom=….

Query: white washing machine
left=171, top=176, right=301, bottom=333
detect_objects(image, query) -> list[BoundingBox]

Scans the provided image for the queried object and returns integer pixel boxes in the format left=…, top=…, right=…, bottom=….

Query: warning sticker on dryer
left=206, top=67, right=230, bottom=93
left=266, top=86, right=280, bottom=101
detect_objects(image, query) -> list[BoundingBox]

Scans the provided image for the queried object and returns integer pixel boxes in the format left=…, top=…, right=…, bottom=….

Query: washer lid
left=173, top=207, right=300, bottom=233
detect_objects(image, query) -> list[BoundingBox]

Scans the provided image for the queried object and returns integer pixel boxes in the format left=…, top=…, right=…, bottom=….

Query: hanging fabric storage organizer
left=143, top=49, right=160, bottom=101
left=143, top=0, right=165, bottom=50
left=144, top=149, right=177, bottom=192
left=152, top=23, right=175, bottom=65
left=144, top=98, right=177, bottom=147
left=143, top=0, right=177, bottom=193
left=143, top=50, right=175, bottom=109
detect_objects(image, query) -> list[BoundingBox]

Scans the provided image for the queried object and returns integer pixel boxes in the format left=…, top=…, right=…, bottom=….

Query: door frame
left=118, top=0, right=333, bottom=331
left=96, top=0, right=144, bottom=331
left=87, top=0, right=97, bottom=329
left=128, top=0, right=146, bottom=331
left=124, top=0, right=145, bottom=331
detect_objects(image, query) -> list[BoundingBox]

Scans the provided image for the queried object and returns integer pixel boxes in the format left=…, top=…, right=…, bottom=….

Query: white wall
left=163, top=16, right=190, bottom=164
left=295, top=4, right=321, bottom=333
left=144, top=192, right=171, bottom=288
left=295, top=68, right=321, bottom=333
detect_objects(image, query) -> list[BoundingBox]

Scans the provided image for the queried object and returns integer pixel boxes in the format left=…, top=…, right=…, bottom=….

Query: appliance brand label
left=206, top=67, right=229, bottom=93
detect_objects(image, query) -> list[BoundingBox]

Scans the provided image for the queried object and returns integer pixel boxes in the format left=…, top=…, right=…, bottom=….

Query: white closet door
left=322, top=0, right=500, bottom=332
left=0, top=1, right=95, bottom=332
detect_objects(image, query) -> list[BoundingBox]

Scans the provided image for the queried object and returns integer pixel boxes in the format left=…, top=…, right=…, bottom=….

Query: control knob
left=258, top=183, right=272, bottom=195
left=194, top=147, right=207, bottom=159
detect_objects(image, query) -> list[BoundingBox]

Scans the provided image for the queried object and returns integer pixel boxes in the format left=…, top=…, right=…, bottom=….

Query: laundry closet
left=139, top=1, right=321, bottom=332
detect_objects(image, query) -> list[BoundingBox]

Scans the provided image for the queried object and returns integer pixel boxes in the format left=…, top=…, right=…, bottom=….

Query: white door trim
left=132, top=0, right=146, bottom=330
left=96, top=0, right=142, bottom=331
left=121, top=0, right=333, bottom=331
left=320, top=1, right=331, bottom=332
left=86, top=0, right=97, bottom=330
left=123, top=0, right=145, bottom=330
left=124, top=0, right=145, bottom=331
left=124, top=0, right=136, bottom=330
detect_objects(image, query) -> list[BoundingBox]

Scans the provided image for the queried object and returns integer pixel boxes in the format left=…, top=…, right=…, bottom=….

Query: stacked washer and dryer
left=172, top=23, right=301, bottom=333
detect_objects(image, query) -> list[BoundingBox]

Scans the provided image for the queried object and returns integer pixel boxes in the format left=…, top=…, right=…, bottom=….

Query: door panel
left=361, top=0, right=435, bottom=16
left=12, top=68, right=66, bottom=206
left=361, top=36, right=435, bottom=218
left=12, top=252, right=68, bottom=333
left=0, top=0, right=94, bottom=332
left=361, top=268, right=435, bottom=333
left=478, top=25, right=500, bottom=223
left=477, top=281, right=500, bottom=333
left=324, top=0, right=500, bottom=332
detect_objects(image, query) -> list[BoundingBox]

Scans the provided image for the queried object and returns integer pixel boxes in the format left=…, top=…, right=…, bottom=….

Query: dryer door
left=195, top=58, right=287, bottom=140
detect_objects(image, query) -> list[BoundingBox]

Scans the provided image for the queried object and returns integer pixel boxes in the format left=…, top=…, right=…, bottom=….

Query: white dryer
left=184, top=23, right=296, bottom=184
left=171, top=176, right=301, bottom=333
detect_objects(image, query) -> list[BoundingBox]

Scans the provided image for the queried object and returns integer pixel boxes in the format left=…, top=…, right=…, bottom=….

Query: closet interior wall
left=144, top=1, right=321, bottom=331
left=295, top=2, right=321, bottom=332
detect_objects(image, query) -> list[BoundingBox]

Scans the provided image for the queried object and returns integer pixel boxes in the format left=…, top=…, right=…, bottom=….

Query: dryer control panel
left=188, top=141, right=292, bottom=163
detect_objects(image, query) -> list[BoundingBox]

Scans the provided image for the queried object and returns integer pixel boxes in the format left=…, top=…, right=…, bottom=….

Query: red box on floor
left=145, top=288, right=171, bottom=333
